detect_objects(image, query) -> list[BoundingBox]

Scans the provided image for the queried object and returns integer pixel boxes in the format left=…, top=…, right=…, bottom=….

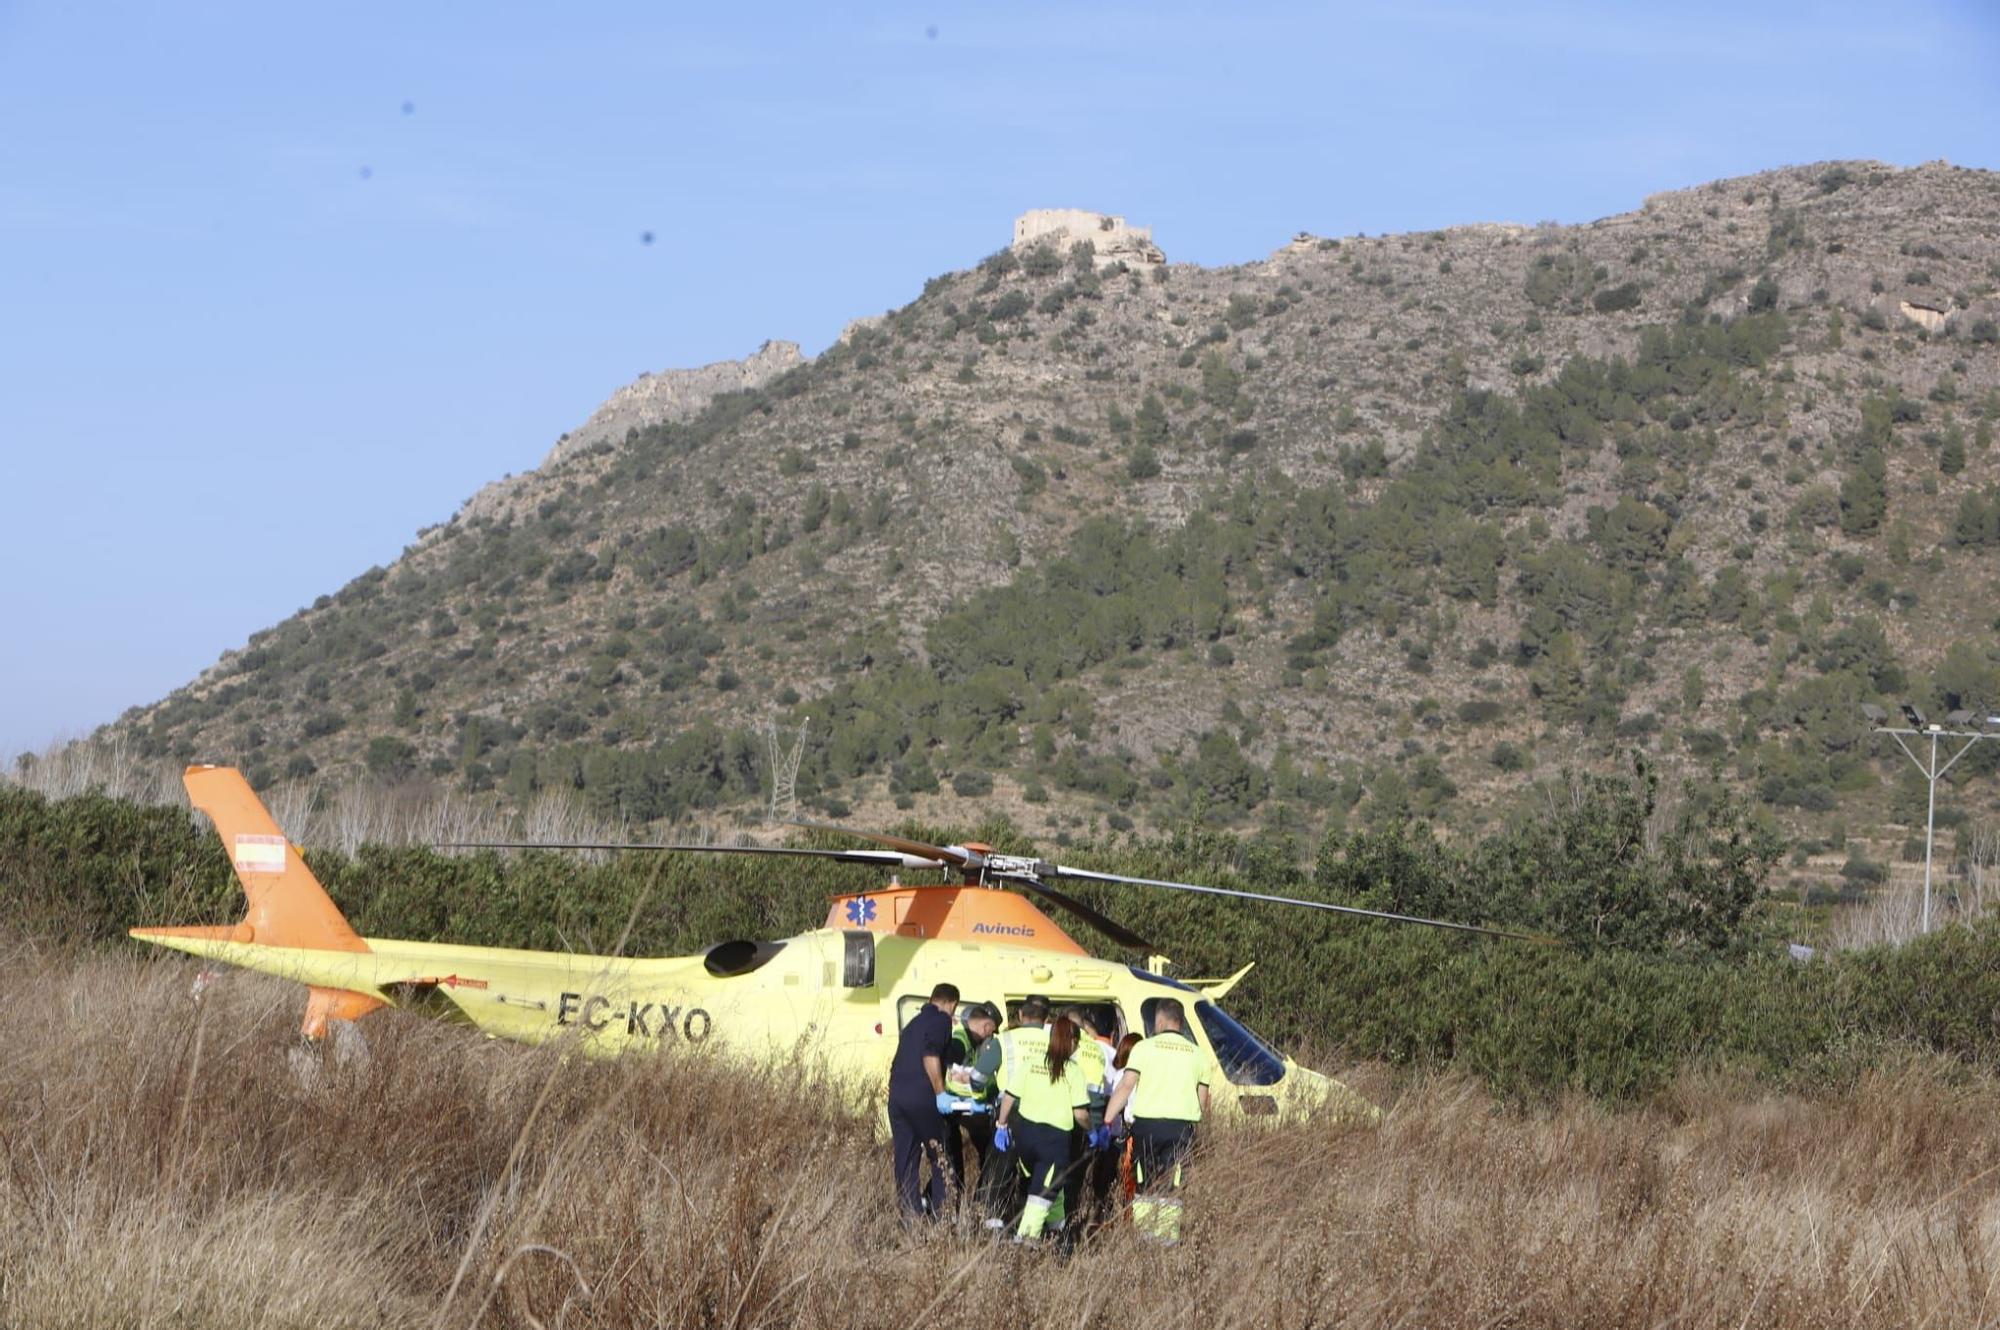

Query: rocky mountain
left=103, top=160, right=2000, bottom=867
left=449, top=339, right=806, bottom=530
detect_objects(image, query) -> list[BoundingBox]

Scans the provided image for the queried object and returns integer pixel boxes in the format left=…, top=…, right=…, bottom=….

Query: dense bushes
left=13, top=772, right=2000, bottom=1105
left=0, top=790, right=236, bottom=940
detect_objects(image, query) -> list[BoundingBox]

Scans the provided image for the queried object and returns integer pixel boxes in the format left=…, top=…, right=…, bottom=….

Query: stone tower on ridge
left=1012, top=209, right=1165, bottom=269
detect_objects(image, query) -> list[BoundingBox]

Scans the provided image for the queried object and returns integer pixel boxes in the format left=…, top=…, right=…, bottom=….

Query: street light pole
left=1862, top=706, right=1997, bottom=933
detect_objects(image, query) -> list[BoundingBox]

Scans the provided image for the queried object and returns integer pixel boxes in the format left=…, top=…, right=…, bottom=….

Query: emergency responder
left=1110, top=1031, right=1142, bottom=1202
left=887, top=981, right=960, bottom=1222
left=993, top=1015, right=1109, bottom=1243
left=1102, top=997, right=1210, bottom=1244
left=942, top=1000, right=1001, bottom=1190
left=1060, top=1005, right=1120, bottom=1231
left=971, top=995, right=1048, bottom=1228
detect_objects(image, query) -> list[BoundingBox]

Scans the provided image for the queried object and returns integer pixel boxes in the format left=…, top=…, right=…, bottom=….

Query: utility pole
left=765, top=716, right=809, bottom=824
left=1861, top=704, right=2000, bottom=932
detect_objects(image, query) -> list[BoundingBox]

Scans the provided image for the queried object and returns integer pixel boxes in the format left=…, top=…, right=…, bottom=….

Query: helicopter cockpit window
left=1194, top=1000, right=1286, bottom=1086
left=841, top=930, right=875, bottom=988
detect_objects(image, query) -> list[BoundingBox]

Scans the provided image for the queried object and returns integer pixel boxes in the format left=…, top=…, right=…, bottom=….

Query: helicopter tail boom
left=130, top=765, right=387, bottom=1036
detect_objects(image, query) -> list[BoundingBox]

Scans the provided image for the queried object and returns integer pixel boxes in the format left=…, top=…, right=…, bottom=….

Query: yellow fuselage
left=145, top=925, right=1372, bottom=1125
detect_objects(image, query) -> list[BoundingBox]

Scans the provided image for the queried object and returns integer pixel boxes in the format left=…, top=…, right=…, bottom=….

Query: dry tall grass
left=6, top=942, right=2000, bottom=1328
left=1826, top=825, right=2000, bottom=950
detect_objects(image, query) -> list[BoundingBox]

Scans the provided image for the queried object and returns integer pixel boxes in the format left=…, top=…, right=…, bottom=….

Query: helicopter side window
left=841, top=930, right=875, bottom=988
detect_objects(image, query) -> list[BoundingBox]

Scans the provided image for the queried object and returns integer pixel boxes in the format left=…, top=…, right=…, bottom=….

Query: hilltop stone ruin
left=1013, top=208, right=1165, bottom=269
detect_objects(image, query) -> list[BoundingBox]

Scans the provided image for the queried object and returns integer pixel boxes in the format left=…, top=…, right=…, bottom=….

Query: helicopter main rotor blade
left=788, top=824, right=1155, bottom=948
left=993, top=873, right=1156, bottom=953
left=786, top=821, right=973, bottom=870
left=437, top=841, right=945, bottom=869
left=1046, top=864, right=1558, bottom=944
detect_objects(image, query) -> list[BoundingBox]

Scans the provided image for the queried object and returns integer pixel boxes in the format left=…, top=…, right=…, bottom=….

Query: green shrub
left=1592, top=283, right=1643, bottom=313
left=364, top=736, right=417, bottom=780
left=890, top=755, right=939, bottom=796
left=1841, top=855, right=1887, bottom=886
left=1010, top=455, right=1047, bottom=497
left=1020, top=245, right=1062, bottom=278
left=1839, top=449, right=1888, bottom=535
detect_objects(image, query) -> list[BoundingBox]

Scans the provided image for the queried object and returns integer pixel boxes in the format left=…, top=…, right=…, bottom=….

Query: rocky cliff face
left=545, top=340, right=807, bottom=467
left=445, top=340, right=806, bottom=532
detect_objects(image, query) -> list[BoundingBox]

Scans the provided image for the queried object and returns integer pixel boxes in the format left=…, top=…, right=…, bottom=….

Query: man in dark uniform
left=887, top=981, right=959, bottom=1221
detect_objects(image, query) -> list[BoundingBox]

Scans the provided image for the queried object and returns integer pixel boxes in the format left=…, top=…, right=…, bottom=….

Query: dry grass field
left=5, top=939, right=2000, bottom=1329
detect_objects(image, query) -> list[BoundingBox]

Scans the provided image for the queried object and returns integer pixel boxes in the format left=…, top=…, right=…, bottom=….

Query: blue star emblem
left=845, top=897, right=878, bottom=926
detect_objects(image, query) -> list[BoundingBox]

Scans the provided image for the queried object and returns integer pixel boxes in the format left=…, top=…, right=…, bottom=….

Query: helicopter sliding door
left=990, top=998, right=1126, bottom=1042
left=889, top=995, right=1128, bottom=1043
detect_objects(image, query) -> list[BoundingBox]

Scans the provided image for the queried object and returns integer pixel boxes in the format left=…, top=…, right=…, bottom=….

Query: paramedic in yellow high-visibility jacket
left=1102, top=997, right=1211, bottom=1244
left=993, top=1014, right=1100, bottom=1243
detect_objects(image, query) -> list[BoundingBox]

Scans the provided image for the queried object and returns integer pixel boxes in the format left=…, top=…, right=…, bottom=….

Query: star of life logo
left=845, top=897, right=878, bottom=926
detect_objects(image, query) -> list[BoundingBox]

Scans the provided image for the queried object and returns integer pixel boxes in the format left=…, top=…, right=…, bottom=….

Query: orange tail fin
left=173, top=764, right=385, bottom=1036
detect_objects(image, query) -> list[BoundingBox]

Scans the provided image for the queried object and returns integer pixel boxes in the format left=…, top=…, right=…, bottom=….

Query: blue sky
left=1, top=0, right=1995, bottom=759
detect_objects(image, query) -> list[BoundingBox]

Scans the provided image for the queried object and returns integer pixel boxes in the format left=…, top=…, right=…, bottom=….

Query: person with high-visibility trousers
left=971, top=995, right=1048, bottom=1228
left=941, top=1000, right=1001, bottom=1192
left=1102, top=998, right=1211, bottom=1244
left=1059, top=1005, right=1119, bottom=1233
left=993, top=1014, right=1110, bottom=1243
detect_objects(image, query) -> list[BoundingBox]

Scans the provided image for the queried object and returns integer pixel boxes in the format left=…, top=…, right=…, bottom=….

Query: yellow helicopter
left=134, top=765, right=1538, bottom=1123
